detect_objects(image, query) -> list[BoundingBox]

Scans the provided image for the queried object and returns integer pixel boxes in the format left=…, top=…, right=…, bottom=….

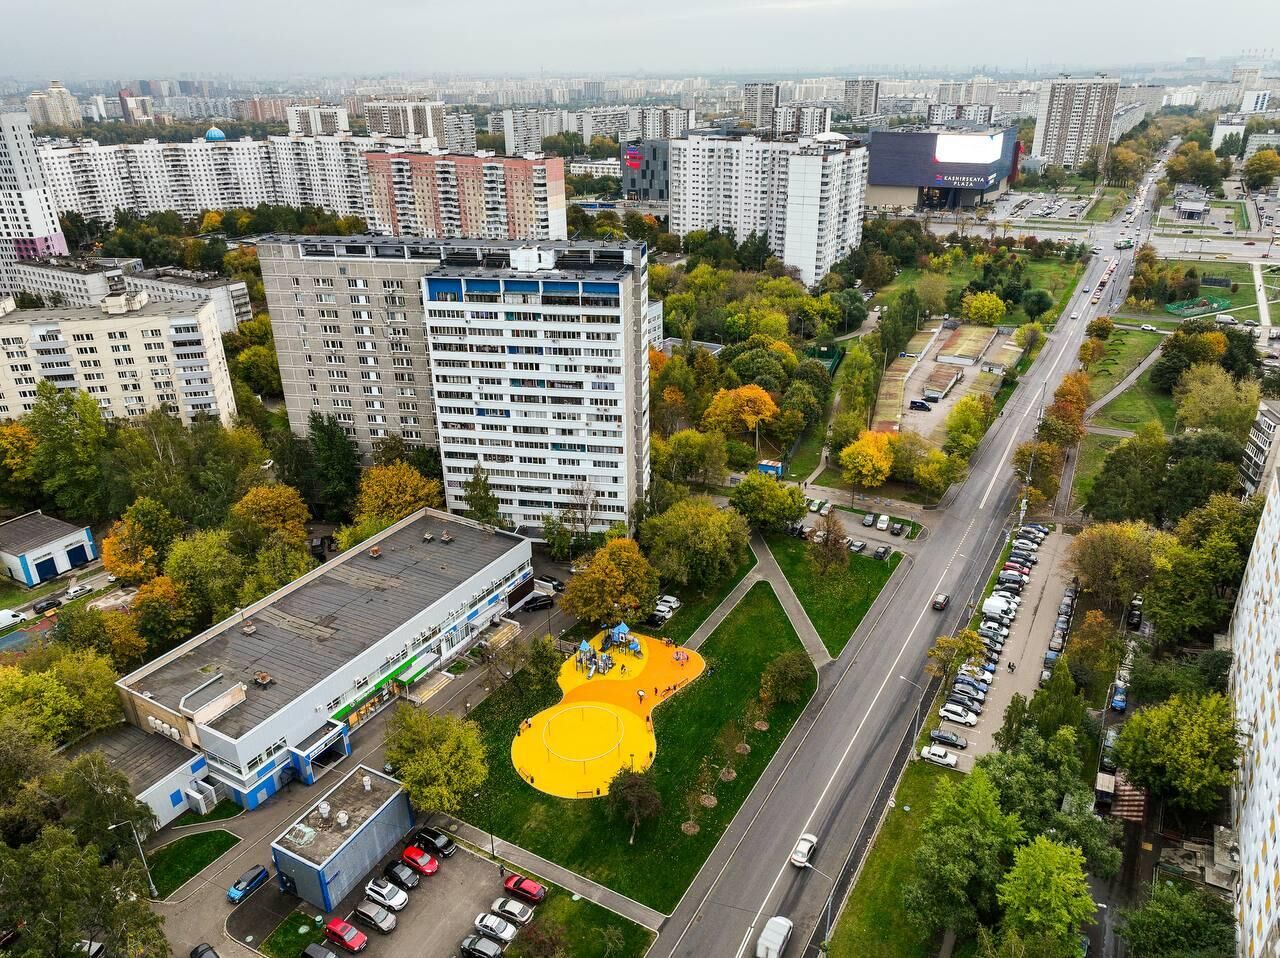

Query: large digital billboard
left=935, top=133, right=1004, bottom=165
left=868, top=127, right=1017, bottom=192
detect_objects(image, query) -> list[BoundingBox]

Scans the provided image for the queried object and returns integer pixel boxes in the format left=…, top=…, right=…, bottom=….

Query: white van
left=0, top=609, right=27, bottom=629
left=982, top=597, right=1016, bottom=619
left=757, top=916, right=794, bottom=958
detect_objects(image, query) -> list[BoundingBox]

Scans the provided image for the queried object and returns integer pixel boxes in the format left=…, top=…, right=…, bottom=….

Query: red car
left=324, top=918, right=368, bottom=953
left=401, top=845, right=439, bottom=876
left=503, top=873, right=547, bottom=903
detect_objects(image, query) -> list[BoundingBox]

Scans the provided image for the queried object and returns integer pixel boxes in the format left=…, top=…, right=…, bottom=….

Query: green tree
left=230, top=483, right=310, bottom=546
left=129, top=575, right=196, bottom=650
left=993, top=693, right=1030, bottom=753
left=760, top=650, right=815, bottom=707
left=239, top=535, right=317, bottom=606
left=606, top=768, right=662, bottom=844
left=1020, top=288, right=1054, bottom=322
left=1027, top=659, right=1087, bottom=740
left=1068, top=521, right=1164, bottom=610
left=1117, top=880, right=1234, bottom=958
left=233, top=344, right=282, bottom=397
left=1112, top=692, right=1239, bottom=811
left=727, top=471, right=806, bottom=530
left=997, top=836, right=1095, bottom=947
left=164, top=529, right=245, bottom=624
left=47, top=752, right=157, bottom=853
left=521, top=634, right=563, bottom=699
left=1243, top=148, right=1280, bottom=191
left=1174, top=362, right=1260, bottom=441
left=561, top=538, right=660, bottom=626
left=334, top=515, right=395, bottom=551
left=463, top=464, right=503, bottom=527
left=962, top=290, right=1007, bottom=326
left=1084, top=425, right=1168, bottom=523
left=640, top=496, right=749, bottom=590
left=24, top=381, right=110, bottom=520
left=383, top=706, right=487, bottom=815
left=925, top=629, right=985, bottom=684
left=307, top=412, right=361, bottom=521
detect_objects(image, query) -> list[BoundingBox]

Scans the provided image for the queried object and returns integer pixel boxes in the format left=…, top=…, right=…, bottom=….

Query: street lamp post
left=110, top=820, right=157, bottom=898
left=898, top=675, right=926, bottom=748
left=805, top=862, right=837, bottom=947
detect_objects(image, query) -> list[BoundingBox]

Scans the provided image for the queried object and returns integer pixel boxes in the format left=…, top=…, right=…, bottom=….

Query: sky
left=3, top=0, right=1269, bottom=79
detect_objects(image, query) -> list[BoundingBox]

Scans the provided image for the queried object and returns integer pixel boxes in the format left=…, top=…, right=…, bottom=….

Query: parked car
left=523, top=593, right=554, bottom=612
left=539, top=575, right=565, bottom=592
left=876, top=514, right=891, bottom=531
left=849, top=540, right=866, bottom=553
left=1039, top=669, right=1053, bottom=687
left=953, top=681, right=986, bottom=703
left=890, top=522, right=904, bottom=537
left=0, top=609, right=28, bottom=628
left=931, top=593, right=950, bottom=611
left=401, top=845, right=438, bottom=876
left=984, top=612, right=1013, bottom=628
left=503, top=874, right=547, bottom=904
left=940, top=703, right=979, bottom=726
left=1111, top=685, right=1128, bottom=712
left=1003, top=562, right=1032, bottom=576
left=1054, top=615, right=1071, bottom=631
left=809, top=499, right=822, bottom=513
left=415, top=826, right=458, bottom=858
left=958, top=667, right=993, bottom=686
left=1127, top=607, right=1142, bottom=629
left=190, top=947, right=221, bottom=958
left=1009, top=551, right=1038, bottom=565
left=1011, top=539, right=1039, bottom=552
left=1058, top=601, right=1074, bottom=616
left=383, top=861, right=421, bottom=891
left=365, top=878, right=409, bottom=911
left=991, top=590, right=1022, bottom=605
left=873, top=545, right=891, bottom=560
left=819, top=502, right=832, bottom=517
left=920, top=744, right=959, bottom=767
left=227, top=865, right=270, bottom=903
left=323, top=919, right=368, bottom=953
left=931, top=728, right=968, bottom=749
left=861, top=512, right=875, bottom=527
left=352, top=901, right=396, bottom=934
left=474, top=913, right=518, bottom=944
left=1101, top=728, right=1120, bottom=771
left=789, top=832, right=818, bottom=867
left=301, top=946, right=339, bottom=958
left=32, top=597, right=61, bottom=615
left=460, top=935, right=504, bottom=958
left=62, top=583, right=93, bottom=601
left=491, top=897, right=535, bottom=926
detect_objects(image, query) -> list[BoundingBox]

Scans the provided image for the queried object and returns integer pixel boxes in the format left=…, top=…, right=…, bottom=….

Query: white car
left=980, top=623, right=1009, bottom=638
left=1140, top=324, right=1157, bottom=332
left=0, top=609, right=29, bottom=628
left=876, top=514, right=891, bottom=531
left=939, top=703, right=978, bottom=727
left=1011, top=539, right=1039, bottom=552
left=958, top=667, right=993, bottom=686
left=991, top=591, right=1022, bottom=606
left=365, top=877, right=409, bottom=912
left=789, top=832, right=818, bottom=867
left=819, top=503, right=832, bottom=517
left=474, top=912, right=518, bottom=944
left=920, top=745, right=959, bottom=767
left=62, top=584, right=93, bottom=601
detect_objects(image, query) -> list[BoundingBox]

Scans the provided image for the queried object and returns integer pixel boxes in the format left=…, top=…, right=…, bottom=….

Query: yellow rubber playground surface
left=510, top=630, right=705, bottom=799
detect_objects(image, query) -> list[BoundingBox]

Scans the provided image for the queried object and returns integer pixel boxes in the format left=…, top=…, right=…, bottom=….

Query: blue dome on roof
left=204, top=126, right=226, bottom=142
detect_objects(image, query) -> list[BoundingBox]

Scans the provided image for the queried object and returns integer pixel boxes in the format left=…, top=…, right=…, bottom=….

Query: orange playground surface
left=510, top=629, right=705, bottom=799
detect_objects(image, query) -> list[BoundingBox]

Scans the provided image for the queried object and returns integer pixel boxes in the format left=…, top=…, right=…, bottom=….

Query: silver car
left=364, top=877, right=409, bottom=912
left=491, top=897, right=535, bottom=926
left=474, top=912, right=518, bottom=944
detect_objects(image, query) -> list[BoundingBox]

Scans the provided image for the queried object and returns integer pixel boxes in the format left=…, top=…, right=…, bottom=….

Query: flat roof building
left=118, top=509, right=532, bottom=810
left=1032, top=75, right=1119, bottom=169
left=866, top=125, right=1018, bottom=210
left=0, top=509, right=97, bottom=587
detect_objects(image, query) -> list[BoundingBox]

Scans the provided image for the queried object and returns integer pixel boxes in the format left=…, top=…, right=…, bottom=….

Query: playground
left=510, top=626, right=705, bottom=799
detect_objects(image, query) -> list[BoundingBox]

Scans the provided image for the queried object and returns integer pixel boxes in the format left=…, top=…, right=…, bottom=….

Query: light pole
left=898, top=675, right=926, bottom=748
left=804, top=862, right=837, bottom=947
left=110, top=820, right=157, bottom=898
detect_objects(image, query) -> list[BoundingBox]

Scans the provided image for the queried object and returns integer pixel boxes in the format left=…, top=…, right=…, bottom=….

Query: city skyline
left=3, top=0, right=1270, bottom=78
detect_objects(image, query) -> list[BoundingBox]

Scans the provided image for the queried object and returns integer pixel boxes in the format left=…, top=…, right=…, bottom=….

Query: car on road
left=873, top=545, right=891, bottom=561
left=756, top=916, right=794, bottom=958
left=849, top=540, right=866, bottom=553
left=323, top=919, right=368, bottom=953
left=414, top=826, right=458, bottom=858
left=383, top=861, right=421, bottom=891
left=930, top=729, right=968, bottom=749
left=365, top=878, right=408, bottom=912
left=62, top=584, right=92, bottom=601
left=351, top=901, right=396, bottom=934
left=523, top=593, right=554, bottom=612
left=939, top=703, right=978, bottom=726
left=491, top=897, right=535, bottom=926
left=1070, top=312, right=1080, bottom=321
left=474, top=913, right=518, bottom=944
left=890, top=522, right=904, bottom=536
left=920, top=745, right=959, bottom=767
left=931, top=593, right=950, bottom=611
left=227, top=865, right=270, bottom=903
left=460, top=935, right=504, bottom=958
left=401, top=845, right=438, bottom=876
left=1111, top=685, right=1128, bottom=712
left=32, top=597, right=61, bottom=615
left=1140, top=324, right=1157, bottom=331
left=503, top=874, right=547, bottom=904
left=789, top=832, right=818, bottom=867
left=862, top=512, right=875, bottom=527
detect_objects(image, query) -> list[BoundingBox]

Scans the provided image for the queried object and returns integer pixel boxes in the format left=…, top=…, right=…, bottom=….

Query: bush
left=760, top=650, right=813, bottom=706
left=726, top=439, right=756, bottom=471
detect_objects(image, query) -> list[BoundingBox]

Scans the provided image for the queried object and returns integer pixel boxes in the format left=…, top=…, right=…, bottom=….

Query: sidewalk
left=1085, top=347, right=1162, bottom=420
left=747, top=533, right=832, bottom=667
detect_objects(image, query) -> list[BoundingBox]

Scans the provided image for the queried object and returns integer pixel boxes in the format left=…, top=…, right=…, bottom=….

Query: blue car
left=1110, top=686, right=1128, bottom=712
left=227, top=865, right=270, bottom=903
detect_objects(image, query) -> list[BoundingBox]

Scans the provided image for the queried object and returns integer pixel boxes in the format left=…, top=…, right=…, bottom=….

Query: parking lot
left=992, top=190, right=1094, bottom=223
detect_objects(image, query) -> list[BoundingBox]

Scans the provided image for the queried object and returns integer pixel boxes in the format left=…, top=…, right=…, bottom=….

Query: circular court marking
left=541, top=704, right=624, bottom=763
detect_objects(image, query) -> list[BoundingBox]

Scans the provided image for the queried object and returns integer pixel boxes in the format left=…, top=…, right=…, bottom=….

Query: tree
left=355, top=461, right=444, bottom=523
left=383, top=706, right=487, bottom=815
left=918, top=273, right=950, bottom=316
left=839, top=430, right=893, bottom=490
left=808, top=509, right=848, bottom=575
left=1027, top=659, right=1086, bottom=740
left=606, top=768, right=662, bottom=844
left=1020, top=288, right=1054, bottom=322
left=521, top=635, right=563, bottom=699
left=961, top=290, right=1007, bottom=326
left=307, top=412, right=361, bottom=521
left=164, top=529, right=244, bottom=624
left=233, top=343, right=282, bottom=397
left=53, top=605, right=144, bottom=666
left=760, top=650, right=814, bottom=707
left=1085, top=316, right=1114, bottom=340
left=727, top=471, right=806, bottom=530
left=230, top=484, right=310, bottom=546
left=944, top=395, right=994, bottom=459
left=463, top=464, right=502, bottom=527
left=1068, top=521, right=1163, bottom=610
left=1069, top=610, right=1122, bottom=675
left=1083, top=424, right=1168, bottom=523
left=997, top=836, right=1095, bottom=947
left=1174, top=363, right=1260, bottom=440
left=1014, top=321, right=1045, bottom=352
left=239, top=535, right=318, bottom=606
left=1012, top=440, right=1064, bottom=504
left=47, top=751, right=157, bottom=852
left=99, top=496, right=185, bottom=584
left=974, top=926, right=1077, bottom=958
left=0, top=827, right=169, bottom=958
left=904, top=767, right=1025, bottom=936
left=640, top=496, right=749, bottom=590
left=334, top=515, right=395, bottom=551
left=24, top=382, right=110, bottom=521
left=993, top=693, right=1030, bottom=753
left=702, top=385, right=779, bottom=448
left=1077, top=336, right=1107, bottom=370
left=0, top=421, right=39, bottom=511
left=1243, top=148, right=1280, bottom=191
left=130, top=575, right=197, bottom=651
left=925, top=629, right=985, bottom=684
left=1117, top=880, right=1234, bottom=958
left=1112, top=692, right=1239, bottom=811
left=561, top=538, right=660, bottom=626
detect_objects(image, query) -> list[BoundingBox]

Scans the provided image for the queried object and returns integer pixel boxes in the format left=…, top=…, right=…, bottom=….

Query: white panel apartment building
left=670, top=134, right=868, bottom=286
left=25, top=82, right=81, bottom=128
left=286, top=105, right=350, bottom=136
left=773, top=106, right=832, bottom=137
left=844, top=78, right=880, bottom=118
left=259, top=236, right=650, bottom=536
left=0, top=111, right=69, bottom=294
left=1032, top=75, right=1120, bottom=169
left=0, top=292, right=236, bottom=425
left=742, top=83, right=781, bottom=129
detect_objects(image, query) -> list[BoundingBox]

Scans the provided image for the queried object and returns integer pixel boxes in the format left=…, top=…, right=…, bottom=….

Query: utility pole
left=110, top=820, right=157, bottom=898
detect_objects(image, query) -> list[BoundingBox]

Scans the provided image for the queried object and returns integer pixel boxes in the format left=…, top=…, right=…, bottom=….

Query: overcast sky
left=4, top=0, right=1267, bottom=79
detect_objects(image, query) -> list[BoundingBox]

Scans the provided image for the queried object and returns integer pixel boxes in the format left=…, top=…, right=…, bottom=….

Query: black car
left=383, top=861, right=421, bottom=891
left=890, top=522, right=904, bottom=537
left=414, top=826, right=457, bottom=858
left=1127, top=608, right=1142, bottom=629
left=524, top=593, right=554, bottom=612
left=302, top=946, right=339, bottom=958
left=190, top=947, right=221, bottom=958
left=32, top=597, right=61, bottom=614
left=861, top=513, right=875, bottom=527
left=873, top=545, right=891, bottom=560
left=930, top=728, right=968, bottom=750
left=946, top=694, right=982, bottom=716
left=542, top=576, right=565, bottom=592
left=461, top=936, right=503, bottom=958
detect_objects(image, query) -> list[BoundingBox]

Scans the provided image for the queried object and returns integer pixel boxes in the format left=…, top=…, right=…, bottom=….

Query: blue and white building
left=117, top=508, right=532, bottom=811
left=0, top=510, right=97, bottom=586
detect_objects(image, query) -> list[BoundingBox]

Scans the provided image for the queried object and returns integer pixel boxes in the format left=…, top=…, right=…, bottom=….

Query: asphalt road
left=649, top=163, right=1168, bottom=958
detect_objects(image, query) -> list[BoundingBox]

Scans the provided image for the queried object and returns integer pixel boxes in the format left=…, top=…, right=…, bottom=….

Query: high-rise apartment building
left=442, top=113, right=478, bottom=153
left=0, top=111, right=68, bottom=294
left=773, top=106, right=832, bottom=137
left=500, top=109, right=569, bottom=155
left=364, top=100, right=446, bottom=139
left=669, top=134, right=868, bottom=286
left=994, top=90, right=1040, bottom=118
left=1031, top=75, right=1120, bottom=169
left=742, top=83, right=781, bottom=129
left=286, top=105, right=350, bottom=136
left=0, top=292, right=236, bottom=425
left=936, top=81, right=968, bottom=105
left=1242, top=90, right=1273, bottom=114
left=25, top=82, right=81, bottom=128
left=495, top=107, right=691, bottom=154
left=638, top=108, right=695, bottom=140
left=927, top=103, right=996, bottom=125
left=259, top=236, right=651, bottom=535
left=363, top=152, right=567, bottom=240
left=843, top=78, right=880, bottom=118
left=117, top=91, right=154, bottom=125
left=1201, top=80, right=1245, bottom=112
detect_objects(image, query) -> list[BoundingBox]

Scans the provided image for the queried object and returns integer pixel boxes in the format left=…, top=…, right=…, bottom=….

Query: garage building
left=272, top=765, right=412, bottom=910
left=0, top=510, right=97, bottom=587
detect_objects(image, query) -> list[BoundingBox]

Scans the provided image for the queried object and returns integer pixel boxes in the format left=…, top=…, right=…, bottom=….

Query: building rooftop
left=64, top=722, right=196, bottom=794
left=274, top=765, right=402, bottom=866
left=132, top=266, right=242, bottom=290
left=122, top=511, right=526, bottom=740
left=0, top=510, right=84, bottom=556
left=260, top=234, right=645, bottom=252
left=12, top=257, right=122, bottom=277
left=0, top=299, right=206, bottom=324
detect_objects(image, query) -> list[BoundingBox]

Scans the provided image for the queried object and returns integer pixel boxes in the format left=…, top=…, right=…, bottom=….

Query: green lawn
left=466, top=581, right=815, bottom=913
left=651, top=553, right=757, bottom=645
left=827, top=760, right=960, bottom=958
left=261, top=911, right=327, bottom=958
left=1093, top=367, right=1177, bottom=435
left=0, top=575, right=68, bottom=612
left=787, top=405, right=832, bottom=480
left=147, top=828, right=241, bottom=899
left=834, top=506, right=921, bottom=539
left=1085, top=329, right=1163, bottom=402
left=1084, top=187, right=1130, bottom=224
left=1071, top=433, right=1124, bottom=513
left=1162, top=259, right=1258, bottom=309
left=509, top=884, right=654, bottom=958
left=171, top=798, right=242, bottom=828
left=765, top=533, right=901, bottom=656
